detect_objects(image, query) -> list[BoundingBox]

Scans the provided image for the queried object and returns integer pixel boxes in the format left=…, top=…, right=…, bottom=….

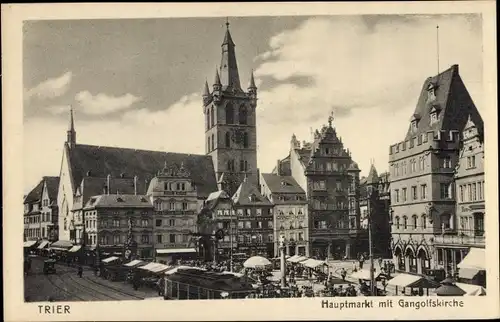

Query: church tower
left=67, top=106, right=76, bottom=149
left=203, top=21, right=258, bottom=195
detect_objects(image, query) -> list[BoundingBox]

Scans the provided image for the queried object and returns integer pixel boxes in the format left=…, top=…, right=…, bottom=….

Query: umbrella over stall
left=435, top=277, right=466, bottom=296
left=243, top=256, right=272, bottom=269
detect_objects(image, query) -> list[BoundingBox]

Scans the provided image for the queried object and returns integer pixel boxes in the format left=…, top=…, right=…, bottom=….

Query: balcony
left=433, top=234, right=485, bottom=247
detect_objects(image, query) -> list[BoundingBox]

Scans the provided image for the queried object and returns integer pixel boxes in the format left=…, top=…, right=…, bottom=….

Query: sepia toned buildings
left=389, top=64, right=484, bottom=278
left=260, top=173, right=309, bottom=257
left=273, top=116, right=364, bottom=260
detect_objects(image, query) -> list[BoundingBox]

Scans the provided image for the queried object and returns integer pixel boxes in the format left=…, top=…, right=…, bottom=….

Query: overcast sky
left=23, top=14, right=483, bottom=193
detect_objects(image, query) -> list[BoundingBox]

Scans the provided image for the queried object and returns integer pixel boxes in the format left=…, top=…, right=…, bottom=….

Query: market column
left=345, top=240, right=352, bottom=259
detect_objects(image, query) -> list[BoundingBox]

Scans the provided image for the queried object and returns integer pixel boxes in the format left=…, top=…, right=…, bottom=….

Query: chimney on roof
left=134, top=175, right=138, bottom=195
left=107, top=174, right=111, bottom=195
left=276, top=159, right=281, bottom=175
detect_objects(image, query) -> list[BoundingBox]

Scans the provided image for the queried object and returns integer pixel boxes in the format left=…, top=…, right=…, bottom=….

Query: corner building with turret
left=389, top=64, right=484, bottom=276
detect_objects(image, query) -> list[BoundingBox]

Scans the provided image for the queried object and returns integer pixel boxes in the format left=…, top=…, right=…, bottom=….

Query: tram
left=163, top=268, right=256, bottom=300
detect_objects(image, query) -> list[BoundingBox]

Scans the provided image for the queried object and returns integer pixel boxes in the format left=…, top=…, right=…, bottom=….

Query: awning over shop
left=288, top=256, right=308, bottom=263
left=102, top=256, right=119, bottom=263
left=456, top=282, right=486, bottom=296
left=164, top=266, right=205, bottom=276
left=457, top=248, right=485, bottom=270
left=49, top=247, right=70, bottom=252
left=37, top=241, right=49, bottom=249
left=302, top=259, right=326, bottom=269
left=50, top=240, right=73, bottom=249
left=24, top=240, right=37, bottom=248
left=68, top=245, right=82, bottom=253
left=139, top=262, right=170, bottom=273
left=350, top=268, right=381, bottom=281
left=387, top=273, right=439, bottom=289
left=123, top=259, right=145, bottom=267
left=156, top=248, right=197, bottom=255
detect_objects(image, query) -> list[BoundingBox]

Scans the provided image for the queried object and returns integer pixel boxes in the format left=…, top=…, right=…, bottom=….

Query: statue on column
left=124, top=216, right=137, bottom=261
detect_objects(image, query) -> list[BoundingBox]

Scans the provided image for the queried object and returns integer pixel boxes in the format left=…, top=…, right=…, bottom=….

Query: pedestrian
left=378, top=257, right=383, bottom=268
left=341, top=268, right=347, bottom=281
left=77, top=264, right=83, bottom=278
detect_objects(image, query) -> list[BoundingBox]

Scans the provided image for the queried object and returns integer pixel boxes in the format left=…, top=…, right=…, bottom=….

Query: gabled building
left=274, top=115, right=363, bottom=260
left=389, top=64, right=484, bottom=275
left=358, top=165, right=391, bottom=258
left=232, top=177, right=274, bottom=257
left=260, top=173, right=309, bottom=257
left=148, top=161, right=201, bottom=258
left=433, top=114, right=485, bottom=285
left=24, top=176, right=59, bottom=242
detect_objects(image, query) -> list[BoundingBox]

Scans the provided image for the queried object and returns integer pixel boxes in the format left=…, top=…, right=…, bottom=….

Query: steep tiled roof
left=261, top=173, right=305, bottom=194
left=24, top=179, right=44, bottom=203
left=366, top=164, right=379, bottom=184
left=84, top=194, right=153, bottom=209
left=67, top=144, right=217, bottom=199
left=273, top=154, right=291, bottom=176
left=205, top=190, right=231, bottom=210
left=232, top=179, right=272, bottom=206
left=44, top=176, right=60, bottom=200
left=296, top=148, right=312, bottom=166
left=405, top=64, right=483, bottom=140
left=78, top=177, right=146, bottom=206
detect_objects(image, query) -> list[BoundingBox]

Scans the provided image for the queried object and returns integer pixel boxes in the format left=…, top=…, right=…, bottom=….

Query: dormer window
left=430, top=112, right=438, bottom=125
left=427, top=82, right=437, bottom=102
left=116, top=197, right=124, bottom=202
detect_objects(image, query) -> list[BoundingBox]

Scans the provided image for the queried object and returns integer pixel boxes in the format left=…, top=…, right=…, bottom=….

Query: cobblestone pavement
left=24, top=256, right=158, bottom=302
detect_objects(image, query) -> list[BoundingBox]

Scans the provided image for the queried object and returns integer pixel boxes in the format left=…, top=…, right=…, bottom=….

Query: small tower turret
left=202, top=80, right=211, bottom=106
left=248, top=69, right=257, bottom=106
left=213, top=67, right=222, bottom=103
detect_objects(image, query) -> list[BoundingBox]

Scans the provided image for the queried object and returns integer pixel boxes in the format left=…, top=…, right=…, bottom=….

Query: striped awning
left=68, top=245, right=82, bottom=253
left=102, top=256, right=119, bottom=263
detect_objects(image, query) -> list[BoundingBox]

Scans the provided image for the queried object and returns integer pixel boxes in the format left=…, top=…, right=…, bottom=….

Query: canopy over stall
left=301, top=259, right=326, bottom=269
left=139, top=262, right=171, bottom=274
left=165, top=266, right=206, bottom=276
left=457, top=248, right=485, bottom=280
left=37, top=241, right=49, bottom=249
left=156, top=248, right=197, bottom=255
left=455, top=282, right=486, bottom=296
left=68, top=245, right=82, bottom=253
left=286, top=255, right=300, bottom=262
left=123, top=259, right=145, bottom=268
left=288, top=256, right=308, bottom=263
left=388, top=273, right=440, bottom=295
left=101, top=256, right=120, bottom=264
left=50, top=240, right=73, bottom=249
left=24, top=240, right=37, bottom=248
left=243, top=256, right=271, bottom=269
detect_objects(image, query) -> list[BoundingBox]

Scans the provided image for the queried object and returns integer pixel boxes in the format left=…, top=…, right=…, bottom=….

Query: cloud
left=75, top=91, right=141, bottom=115
left=253, top=15, right=483, bottom=176
left=24, top=93, right=204, bottom=191
left=25, top=71, right=73, bottom=100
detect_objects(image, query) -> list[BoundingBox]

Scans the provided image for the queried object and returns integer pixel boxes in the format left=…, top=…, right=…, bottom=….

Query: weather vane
left=328, top=110, right=334, bottom=127
left=226, top=17, right=230, bottom=29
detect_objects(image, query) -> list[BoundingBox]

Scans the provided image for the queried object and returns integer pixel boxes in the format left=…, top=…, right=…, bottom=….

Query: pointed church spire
left=219, top=18, right=242, bottom=92
left=203, top=79, right=210, bottom=96
left=66, top=106, right=76, bottom=148
left=248, top=69, right=256, bottom=89
left=214, top=67, right=221, bottom=86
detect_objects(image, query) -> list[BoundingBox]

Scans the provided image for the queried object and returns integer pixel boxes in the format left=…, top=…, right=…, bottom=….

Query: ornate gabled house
left=274, top=114, right=363, bottom=260
left=434, top=114, right=485, bottom=286
left=147, top=161, right=201, bottom=260
left=202, top=21, right=259, bottom=196
left=389, top=64, right=484, bottom=276
left=231, top=176, right=274, bottom=257
left=260, top=173, right=309, bottom=257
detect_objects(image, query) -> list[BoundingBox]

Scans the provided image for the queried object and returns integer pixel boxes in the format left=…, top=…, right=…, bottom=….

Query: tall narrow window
left=243, top=132, right=249, bottom=148
left=239, top=105, right=248, bottom=125
left=226, top=103, right=234, bottom=124
left=207, top=137, right=211, bottom=152
left=421, top=184, right=427, bottom=200
left=225, top=132, right=231, bottom=147
left=210, top=106, right=215, bottom=128
left=211, top=134, right=215, bottom=151
left=421, top=214, right=427, bottom=229
left=207, top=109, right=210, bottom=129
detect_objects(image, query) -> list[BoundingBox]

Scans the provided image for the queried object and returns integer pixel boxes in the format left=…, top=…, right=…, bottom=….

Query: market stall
left=388, top=273, right=440, bottom=296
